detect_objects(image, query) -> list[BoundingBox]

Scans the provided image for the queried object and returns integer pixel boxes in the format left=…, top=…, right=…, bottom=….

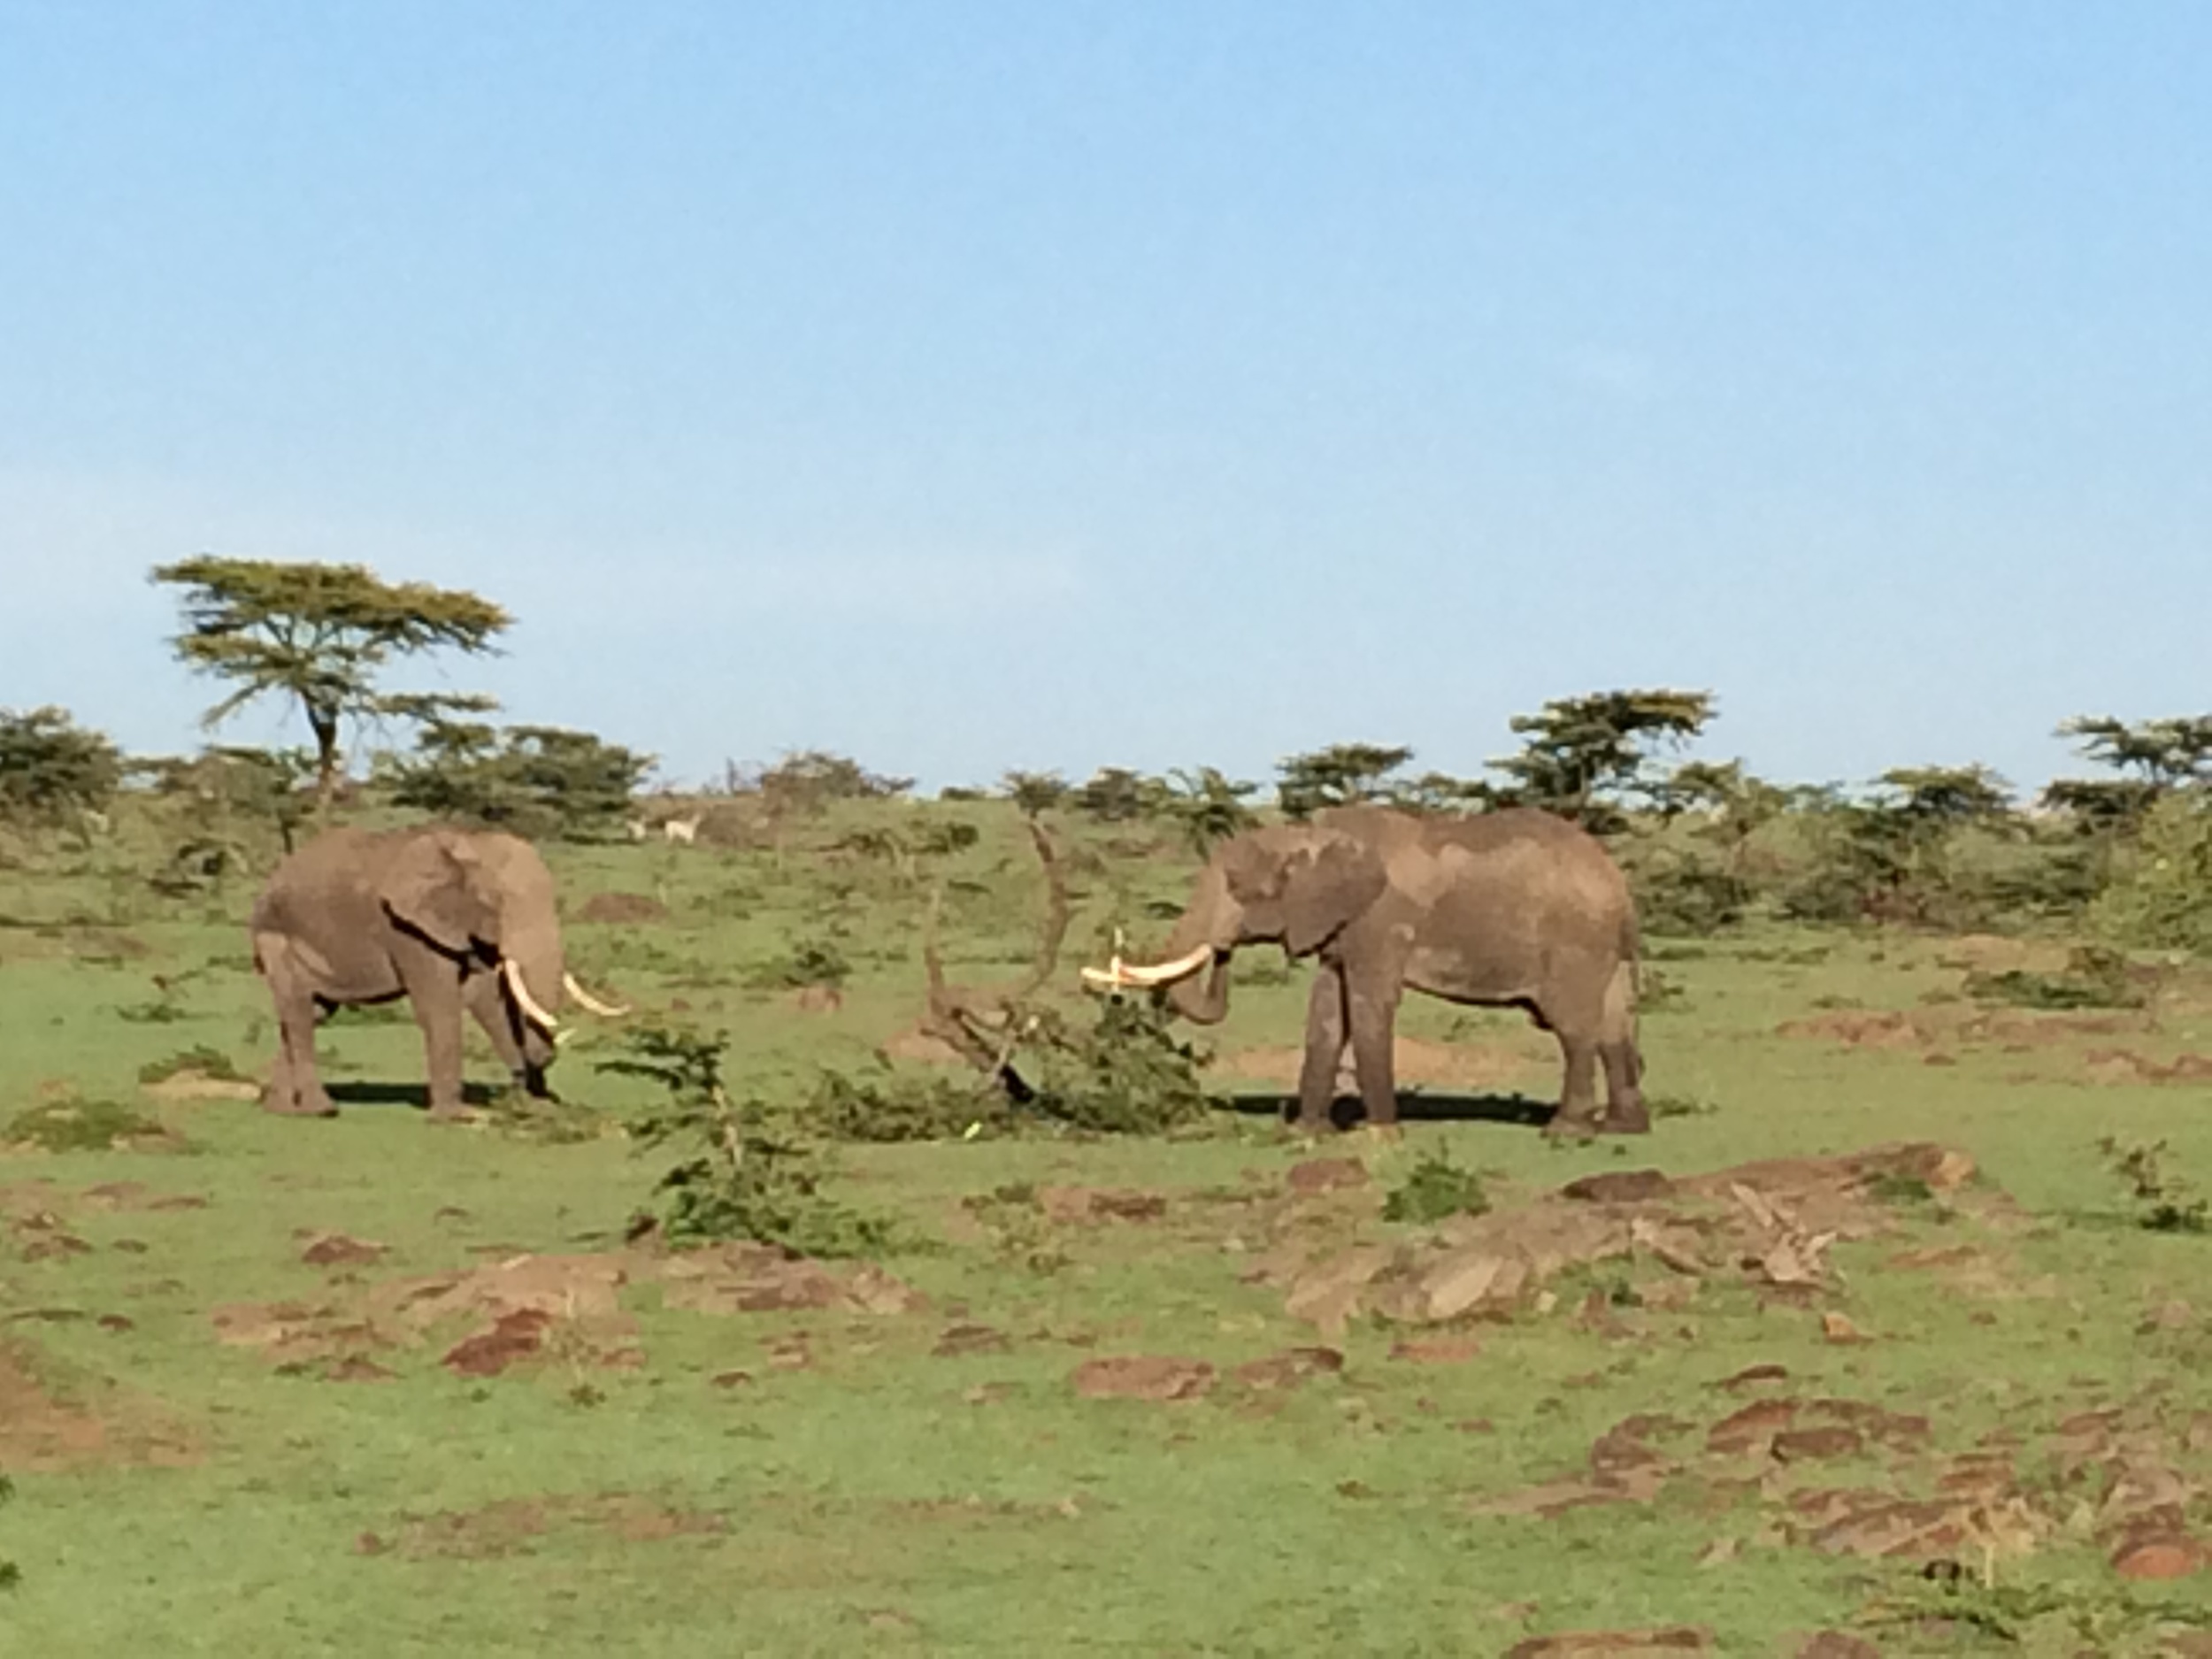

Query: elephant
left=1086, top=805, right=1645, bottom=1137
left=249, top=825, right=623, bottom=1119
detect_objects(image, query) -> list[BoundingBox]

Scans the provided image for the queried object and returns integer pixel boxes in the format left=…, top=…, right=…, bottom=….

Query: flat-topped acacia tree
left=150, top=557, right=511, bottom=810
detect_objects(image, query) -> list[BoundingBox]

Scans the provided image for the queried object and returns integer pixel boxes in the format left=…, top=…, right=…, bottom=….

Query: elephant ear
left=380, top=833, right=500, bottom=956
left=1279, top=833, right=1387, bottom=956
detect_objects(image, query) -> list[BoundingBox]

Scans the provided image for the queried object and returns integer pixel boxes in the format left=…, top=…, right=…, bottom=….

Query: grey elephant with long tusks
left=1087, top=805, right=1645, bottom=1137
left=250, top=826, right=626, bottom=1119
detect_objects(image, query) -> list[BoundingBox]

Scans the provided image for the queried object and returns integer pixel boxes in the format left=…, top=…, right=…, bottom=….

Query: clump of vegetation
left=137, top=1045, right=248, bottom=1085
left=480, top=1085, right=609, bottom=1146
left=961, top=1183, right=1070, bottom=1275
left=1966, top=945, right=2143, bottom=1010
left=603, top=1025, right=891, bottom=1257
left=0, top=1472, right=17, bottom=1591
left=0, top=706, right=121, bottom=827
left=2096, top=1137, right=2209, bottom=1234
left=1018, top=997, right=1215, bottom=1135
left=808, top=1065, right=1014, bottom=1143
left=152, top=556, right=511, bottom=810
left=1275, top=742, right=1416, bottom=819
left=1382, top=1149, right=1490, bottom=1225
left=6, top=1095, right=175, bottom=1153
left=2087, top=795, right=2212, bottom=955
left=743, top=938, right=851, bottom=992
left=1647, top=1093, right=1720, bottom=1120
left=383, top=710, right=654, bottom=842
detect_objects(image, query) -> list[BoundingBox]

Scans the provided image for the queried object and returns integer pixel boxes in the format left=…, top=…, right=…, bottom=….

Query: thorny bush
left=602, top=1025, right=891, bottom=1257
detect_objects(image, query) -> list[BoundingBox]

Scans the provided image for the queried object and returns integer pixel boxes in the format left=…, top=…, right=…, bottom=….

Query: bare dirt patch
left=1778, top=1006, right=2146, bottom=1054
left=212, top=1244, right=925, bottom=1379
left=575, top=891, right=671, bottom=925
left=1504, top=1630, right=1710, bottom=1656
left=1261, top=1142, right=1988, bottom=1339
left=359, top=1492, right=726, bottom=1560
left=0, top=1337, right=196, bottom=1471
left=1069, top=1355, right=1217, bottom=1402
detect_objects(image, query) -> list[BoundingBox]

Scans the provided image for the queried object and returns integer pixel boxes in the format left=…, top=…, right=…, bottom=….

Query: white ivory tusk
left=502, top=957, right=561, bottom=1031
left=1079, top=941, right=1215, bottom=992
left=562, top=972, right=630, bottom=1018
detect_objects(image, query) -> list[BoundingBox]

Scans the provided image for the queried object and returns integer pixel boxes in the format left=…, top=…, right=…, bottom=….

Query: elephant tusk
left=563, top=972, right=630, bottom=1018
left=502, top=957, right=562, bottom=1032
left=1080, top=941, right=1215, bottom=992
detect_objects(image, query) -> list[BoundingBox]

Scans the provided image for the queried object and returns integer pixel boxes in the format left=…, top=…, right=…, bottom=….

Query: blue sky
left=3, top=3, right=2205, bottom=795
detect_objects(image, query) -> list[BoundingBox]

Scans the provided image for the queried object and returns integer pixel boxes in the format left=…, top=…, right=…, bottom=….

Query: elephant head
left=379, top=829, right=618, bottom=1074
left=1089, top=824, right=1388, bottom=1025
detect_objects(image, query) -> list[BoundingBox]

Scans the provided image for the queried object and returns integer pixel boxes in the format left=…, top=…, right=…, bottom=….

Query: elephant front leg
left=1294, top=963, right=1348, bottom=1133
left=1345, top=975, right=1402, bottom=1130
left=407, top=973, right=472, bottom=1120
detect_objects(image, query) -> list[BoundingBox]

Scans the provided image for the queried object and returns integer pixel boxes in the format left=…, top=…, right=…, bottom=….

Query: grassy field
left=3, top=806, right=2211, bottom=1655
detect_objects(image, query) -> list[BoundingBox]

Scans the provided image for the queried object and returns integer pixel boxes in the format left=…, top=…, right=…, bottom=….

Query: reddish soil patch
left=1232, top=1347, right=1343, bottom=1392
left=2083, top=1049, right=2212, bottom=1086
left=300, top=1233, right=389, bottom=1269
left=1036, top=1187, right=1167, bottom=1225
left=1779, top=1006, right=2145, bottom=1053
left=214, top=1244, right=926, bottom=1380
left=575, top=892, right=670, bottom=925
left=877, top=1025, right=968, bottom=1066
left=0, top=1338, right=196, bottom=1471
left=1505, top=1627, right=1710, bottom=1655
left=1264, top=1142, right=1985, bottom=1339
left=1070, top=1356, right=1216, bottom=1402
left=362, top=1493, right=725, bottom=1561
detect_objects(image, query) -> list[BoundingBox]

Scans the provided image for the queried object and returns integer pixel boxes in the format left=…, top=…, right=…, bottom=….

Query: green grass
left=3, top=808, right=2211, bottom=1653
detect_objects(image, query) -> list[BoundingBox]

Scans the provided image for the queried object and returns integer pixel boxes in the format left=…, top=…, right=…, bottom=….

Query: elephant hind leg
left=1294, top=964, right=1349, bottom=1133
left=1598, top=959, right=1647, bottom=1133
left=255, top=933, right=337, bottom=1118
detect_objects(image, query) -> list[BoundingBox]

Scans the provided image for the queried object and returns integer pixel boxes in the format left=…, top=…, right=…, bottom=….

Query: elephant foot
left=1542, top=1110, right=1601, bottom=1142
left=263, top=1092, right=338, bottom=1118
left=1604, top=1102, right=1653, bottom=1135
left=426, top=1102, right=480, bottom=1125
left=1287, top=1112, right=1334, bottom=1140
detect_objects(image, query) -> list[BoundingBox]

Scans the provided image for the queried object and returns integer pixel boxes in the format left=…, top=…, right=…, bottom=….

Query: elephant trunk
left=1166, top=952, right=1232, bottom=1025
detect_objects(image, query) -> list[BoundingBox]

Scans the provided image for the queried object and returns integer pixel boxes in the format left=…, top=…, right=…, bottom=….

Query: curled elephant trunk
left=1166, top=953, right=1232, bottom=1025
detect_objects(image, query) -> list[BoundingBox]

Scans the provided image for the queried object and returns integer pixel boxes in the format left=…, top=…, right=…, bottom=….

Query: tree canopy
left=0, top=706, right=121, bottom=825
left=150, top=557, right=512, bottom=806
left=1490, top=689, right=1717, bottom=829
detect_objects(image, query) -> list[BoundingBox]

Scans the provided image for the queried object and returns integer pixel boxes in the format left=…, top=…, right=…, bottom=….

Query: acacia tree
left=0, top=707, right=121, bottom=826
left=2043, top=715, right=2212, bottom=830
left=1489, top=689, right=1716, bottom=831
left=150, top=558, right=511, bottom=809
left=1275, top=743, right=1414, bottom=818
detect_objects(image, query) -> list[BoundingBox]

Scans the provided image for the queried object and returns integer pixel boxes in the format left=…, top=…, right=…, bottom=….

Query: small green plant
left=1966, top=945, right=2143, bottom=1010
left=742, top=938, right=851, bottom=992
left=137, top=1044, right=248, bottom=1085
left=0, top=1471, right=16, bottom=1590
left=1020, top=996, right=1214, bottom=1135
left=807, top=1065, right=1016, bottom=1143
left=2097, top=1136, right=2209, bottom=1233
left=480, top=1085, right=608, bottom=1146
left=962, top=1183, right=1069, bottom=1275
left=1647, top=1093, right=1720, bottom=1120
left=602, top=1025, right=890, bottom=1257
left=1382, top=1150, right=1489, bottom=1225
left=5, top=1095, right=174, bottom=1153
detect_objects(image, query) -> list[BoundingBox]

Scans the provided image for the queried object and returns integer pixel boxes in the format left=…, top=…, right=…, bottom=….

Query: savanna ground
left=4, top=803, right=2211, bottom=1656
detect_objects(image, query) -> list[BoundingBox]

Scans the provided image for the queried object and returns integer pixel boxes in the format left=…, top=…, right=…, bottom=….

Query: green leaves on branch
left=382, top=718, right=654, bottom=842
left=0, top=706, right=120, bottom=826
left=150, top=557, right=511, bottom=803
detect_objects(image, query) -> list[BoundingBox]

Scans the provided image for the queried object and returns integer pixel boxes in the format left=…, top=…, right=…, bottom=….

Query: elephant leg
left=1345, top=973, right=1402, bottom=1129
left=463, top=971, right=548, bottom=1098
left=255, top=934, right=336, bottom=1118
left=1294, top=963, right=1348, bottom=1133
left=402, top=969, right=471, bottom=1119
left=1543, top=1033, right=1604, bottom=1140
left=1601, top=1041, right=1648, bottom=1133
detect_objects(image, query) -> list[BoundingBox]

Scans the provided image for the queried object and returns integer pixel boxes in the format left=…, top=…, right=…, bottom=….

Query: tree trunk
left=309, top=709, right=342, bottom=819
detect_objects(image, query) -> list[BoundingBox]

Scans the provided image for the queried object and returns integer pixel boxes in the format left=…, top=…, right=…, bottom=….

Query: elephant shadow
left=1217, top=1090, right=1556, bottom=1131
left=327, top=1079, right=506, bottom=1111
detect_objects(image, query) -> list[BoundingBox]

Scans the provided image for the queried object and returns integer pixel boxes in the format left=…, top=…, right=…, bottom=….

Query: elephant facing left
left=250, top=826, right=621, bottom=1119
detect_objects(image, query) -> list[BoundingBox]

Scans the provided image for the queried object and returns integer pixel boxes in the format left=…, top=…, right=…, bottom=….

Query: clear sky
left=3, top=3, right=2205, bottom=795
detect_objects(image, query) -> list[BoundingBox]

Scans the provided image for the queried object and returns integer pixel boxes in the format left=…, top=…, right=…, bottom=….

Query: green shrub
left=2097, top=1137, right=2209, bottom=1234
left=1966, top=945, right=2143, bottom=1010
left=137, top=1045, right=248, bottom=1085
left=6, top=1096, right=175, bottom=1153
left=2088, top=795, right=2212, bottom=954
left=602, top=1026, right=891, bottom=1257
left=1382, top=1150, right=1489, bottom=1225
left=808, top=1066, right=1015, bottom=1143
